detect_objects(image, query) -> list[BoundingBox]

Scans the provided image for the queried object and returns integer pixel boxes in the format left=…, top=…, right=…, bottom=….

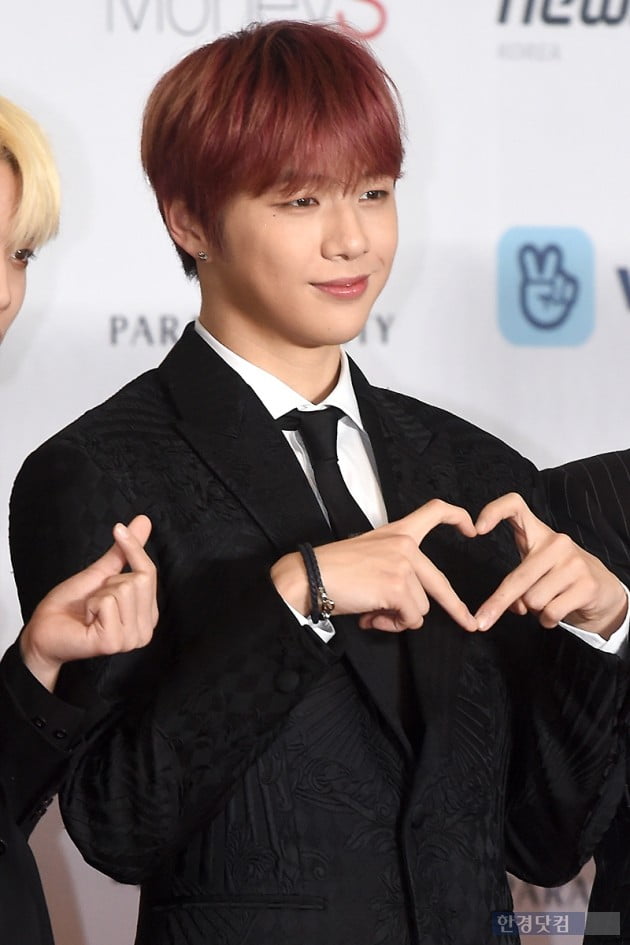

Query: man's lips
left=311, top=275, right=369, bottom=299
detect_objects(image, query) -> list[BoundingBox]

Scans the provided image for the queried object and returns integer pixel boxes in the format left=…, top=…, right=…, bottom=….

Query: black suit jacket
left=9, top=325, right=629, bottom=945
left=545, top=451, right=630, bottom=945
left=0, top=643, right=85, bottom=945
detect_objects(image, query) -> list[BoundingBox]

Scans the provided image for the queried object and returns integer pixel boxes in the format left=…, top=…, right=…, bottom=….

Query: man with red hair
left=10, top=20, right=629, bottom=945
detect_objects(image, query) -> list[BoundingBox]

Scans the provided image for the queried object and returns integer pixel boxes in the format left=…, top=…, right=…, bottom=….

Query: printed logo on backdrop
left=108, top=312, right=396, bottom=346
left=106, top=0, right=387, bottom=40
left=497, top=226, right=594, bottom=345
left=498, top=0, right=630, bottom=25
left=496, top=0, right=630, bottom=61
left=109, top=314, right=186, bottom=346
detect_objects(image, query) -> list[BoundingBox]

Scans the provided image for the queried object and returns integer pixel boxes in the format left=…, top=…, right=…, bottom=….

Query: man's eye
left=10, top=248, right=35, bottom=267
left=288, top=197, right=317, bottom=208
left=360, top=189, right=387, bottom=201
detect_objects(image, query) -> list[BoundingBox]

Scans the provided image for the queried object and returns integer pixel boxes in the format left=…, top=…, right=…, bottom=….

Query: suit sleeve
left=10, top=437, right=339, bottom=884
left=0, top=642, right=85, bottom=834
left=502, top=623, right=628, bottom=885
left=541, top=454, right=630, bottom=905
left=59, top=574, right=338, bottom=884
left=407, top=418, right=629, bottom=887
left=543, top=454, right=630, bottom=586
left=500, top=463, right=630, bottom=885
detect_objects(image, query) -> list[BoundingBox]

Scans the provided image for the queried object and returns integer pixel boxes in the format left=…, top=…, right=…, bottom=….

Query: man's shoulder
left=34, top=368, right=166, bottom=453
left=546, top=449, right=630, bottom=488
left=22, top=323, right=208, bottom=465
left=12, top=366, right=174, bottom=501
left=365, top=383, right=539, bottom=513
left=371, top=384, right=529, bottom=462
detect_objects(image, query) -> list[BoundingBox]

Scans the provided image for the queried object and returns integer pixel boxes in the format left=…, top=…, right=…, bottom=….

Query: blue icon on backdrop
left=518, top=244, right=577, bottom=329
left=498, top=227, right=594, bottom=345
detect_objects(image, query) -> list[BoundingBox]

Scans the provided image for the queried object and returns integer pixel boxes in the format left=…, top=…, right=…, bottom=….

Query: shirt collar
left=194, top=319, right=364, bottom=430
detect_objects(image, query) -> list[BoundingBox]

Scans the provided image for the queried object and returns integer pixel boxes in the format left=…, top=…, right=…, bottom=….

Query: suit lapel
left=351, top=361, right=445, bottom=519
left=158, top=324, right=332, bottom=554
left=350, top=359, right=468, bottom=761
left=158, top=330, right=466, bottom=761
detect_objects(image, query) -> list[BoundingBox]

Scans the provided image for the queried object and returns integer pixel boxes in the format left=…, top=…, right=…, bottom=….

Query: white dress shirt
left=194, top=319, right=628, bottom=655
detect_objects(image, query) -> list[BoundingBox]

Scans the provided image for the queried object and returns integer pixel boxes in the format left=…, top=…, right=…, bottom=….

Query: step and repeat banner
left=2, top=2, right=629, bottom=943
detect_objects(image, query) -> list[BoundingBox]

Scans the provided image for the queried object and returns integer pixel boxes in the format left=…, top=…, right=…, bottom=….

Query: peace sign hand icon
left=518, top=244, right=578, bottom=329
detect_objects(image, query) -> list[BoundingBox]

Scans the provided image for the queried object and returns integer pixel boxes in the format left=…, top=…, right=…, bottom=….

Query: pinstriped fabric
left=543, top=451, right=630, bottom=945
left=544, top=451, right=630, bottom=578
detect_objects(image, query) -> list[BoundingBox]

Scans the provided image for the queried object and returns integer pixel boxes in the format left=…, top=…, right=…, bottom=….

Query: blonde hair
left=0, top=95, right=60, bottom=250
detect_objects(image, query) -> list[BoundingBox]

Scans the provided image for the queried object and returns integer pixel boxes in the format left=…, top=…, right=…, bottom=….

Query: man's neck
left=198, top=313, right=342, bottom=403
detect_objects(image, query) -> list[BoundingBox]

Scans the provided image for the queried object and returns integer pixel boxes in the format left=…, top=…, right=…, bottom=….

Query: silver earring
left=197, top=251, right=208, bottom=261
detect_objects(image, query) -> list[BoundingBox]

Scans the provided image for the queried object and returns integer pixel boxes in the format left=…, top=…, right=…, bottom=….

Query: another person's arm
left=0, top=516, right=157, bottom=830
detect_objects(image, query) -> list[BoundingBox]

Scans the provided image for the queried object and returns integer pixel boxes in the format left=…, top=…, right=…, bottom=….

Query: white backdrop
left=2, top=2, right=629, bottom=942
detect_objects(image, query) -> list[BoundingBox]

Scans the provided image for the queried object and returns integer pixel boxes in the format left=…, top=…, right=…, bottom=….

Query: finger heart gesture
left=272, top=493, right=627, bottom=638
left=474, top=493, right=627, bottom=637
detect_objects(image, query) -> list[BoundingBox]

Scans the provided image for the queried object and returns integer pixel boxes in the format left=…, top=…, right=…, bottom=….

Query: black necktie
left=278, top=407, right=372, bottom=539
left=279, top=405, right=420, bottom=746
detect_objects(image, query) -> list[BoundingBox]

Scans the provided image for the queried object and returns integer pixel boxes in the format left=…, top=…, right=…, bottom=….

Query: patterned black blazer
left=0, top=642, right=85, bottom=945
left=9, top=325, right=629, bottom=945
left=545, top=451, right=630, bottom=945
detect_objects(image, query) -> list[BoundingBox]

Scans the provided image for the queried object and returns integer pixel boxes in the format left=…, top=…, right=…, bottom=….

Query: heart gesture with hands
left=272, top=493, right=627, bottom=639
left=20, top=514, right=159, bottom=692
left=272, top=499, right=480, bottom=633
left=474, top=493, right=628, bottom=638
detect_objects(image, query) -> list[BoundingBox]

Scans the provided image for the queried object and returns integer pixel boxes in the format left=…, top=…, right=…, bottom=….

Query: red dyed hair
left=141, top=19, right=404, bottom=277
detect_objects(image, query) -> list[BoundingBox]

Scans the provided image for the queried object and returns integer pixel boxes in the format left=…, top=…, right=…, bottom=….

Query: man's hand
left=474, top=492, right=627, bottom=637
left=20, top=515, right=159, bottom=691
left=271, top=499, right=479, bottom=633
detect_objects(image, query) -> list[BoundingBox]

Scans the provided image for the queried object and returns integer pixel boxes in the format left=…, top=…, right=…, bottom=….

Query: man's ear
left=163, top=199, right=210, bottom=260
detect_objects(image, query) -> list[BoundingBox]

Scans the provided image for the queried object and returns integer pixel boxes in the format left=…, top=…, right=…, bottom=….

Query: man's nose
left=321, top=205, right=369, bottom=261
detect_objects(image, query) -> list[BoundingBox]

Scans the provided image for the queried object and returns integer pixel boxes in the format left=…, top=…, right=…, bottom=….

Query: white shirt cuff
left=282, top=599, right=335, bottom=643
left=560, top=583, right=630, bottom=658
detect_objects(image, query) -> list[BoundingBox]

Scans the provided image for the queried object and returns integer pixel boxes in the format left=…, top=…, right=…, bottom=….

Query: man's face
left=197, top=175, right=398, bottom=365
left=0, top=160, right=29, bottom=345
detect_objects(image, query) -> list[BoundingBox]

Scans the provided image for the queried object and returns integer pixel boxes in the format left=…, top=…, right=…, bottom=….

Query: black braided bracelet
left=297, top=542, right=335, bottom=622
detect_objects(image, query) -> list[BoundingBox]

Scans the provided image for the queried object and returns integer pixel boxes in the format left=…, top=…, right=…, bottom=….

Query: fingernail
left=114, top=523, right=129, bottom=538
left=476, top=612, right=488, bottom=631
